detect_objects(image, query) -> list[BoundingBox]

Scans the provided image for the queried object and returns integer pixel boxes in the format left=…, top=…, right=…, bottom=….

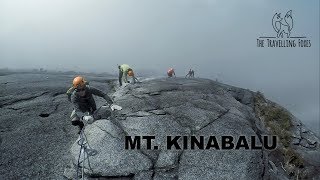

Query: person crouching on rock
left=69, top=76, right=113, bottom=134
left=118, top=64, right=138, bottom=86
left=167, top=68, right=176, bottom=78
left=66, top=78, right=89, bottom=102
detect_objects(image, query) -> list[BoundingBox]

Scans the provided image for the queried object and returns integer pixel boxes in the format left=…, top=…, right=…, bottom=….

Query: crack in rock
left=168, top=115, right=193, bottom=133
left=268, top=160, right=278, bottom=175
left=4, top=107, right=22, bottom=111
left=196, top=109, right=230, bottom=133
left=89, top=173, right=135, bottom=179
left=126, top=111, right=153, bottom=117
left=148, top=92, right=161, bottom=96
left=52, top=92, right=65, bottom=97
left=147, top=109, right=167, bottom=115
left=39, top=103, right=60, bottom=117
left=92, top=124, right=119, bottom=140
left=260, top=149, right=267, bottom=179
left=108, top=116, right=156, bottom=169
left=131, top=94, right=145, bottom=100
left=39, top=113, right=50, bottom=118
left=0, top=91, right=49, bottom=107
left=1, top=82, right=14, bottom=85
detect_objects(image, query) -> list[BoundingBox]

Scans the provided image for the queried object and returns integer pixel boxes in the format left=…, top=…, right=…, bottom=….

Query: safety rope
left=74, top=104, right=118, bottom=179
left=76, top=125, right=86, bottom=179
left=75, top=105, right=109, bottom=180
left=76, top=120, right=88, bottom=180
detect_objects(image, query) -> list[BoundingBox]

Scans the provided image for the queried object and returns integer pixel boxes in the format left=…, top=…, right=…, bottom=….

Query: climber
left=66, top=79, right=89, bottom=102
left=127, top=69, right=140, bottom=84
left=186, top=69, right=195, bottom=78
left=118, top=64, right=139, bottom=86
left=69, top=76, right=114, bottom=134
left=167, top=68, right=176, bottom=78
left=186, top=69, right=192, bottom=78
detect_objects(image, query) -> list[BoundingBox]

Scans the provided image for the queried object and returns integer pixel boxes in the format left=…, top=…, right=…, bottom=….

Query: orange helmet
left=73, top=76, right=85, bottom=88
left=128, top=70, right=134, bottom=77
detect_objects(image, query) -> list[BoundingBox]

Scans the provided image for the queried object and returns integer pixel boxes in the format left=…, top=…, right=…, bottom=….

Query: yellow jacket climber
left=118, top=64, right=138, bottom=86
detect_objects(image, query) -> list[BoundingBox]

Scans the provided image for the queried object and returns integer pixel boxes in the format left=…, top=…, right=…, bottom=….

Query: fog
left=0, top=0, right=319, bottom=135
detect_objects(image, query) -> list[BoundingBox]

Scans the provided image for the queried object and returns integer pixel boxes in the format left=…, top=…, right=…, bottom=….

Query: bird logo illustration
left=272, top=10, right=293, bottom=38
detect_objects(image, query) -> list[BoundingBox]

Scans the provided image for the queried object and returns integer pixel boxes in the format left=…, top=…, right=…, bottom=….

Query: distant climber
left=185, top=69, right=195, bottom=78
left=69, top=76, right=114, bottom=134
left=167, top=68, right=176, bottom=78
left=118, top=64, right=139, bottom=86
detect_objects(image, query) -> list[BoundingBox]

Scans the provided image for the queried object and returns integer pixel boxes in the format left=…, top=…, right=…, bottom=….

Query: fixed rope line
left=74, top=104, right=122, bottom=180
left=76, top=121, right=88, bottom=180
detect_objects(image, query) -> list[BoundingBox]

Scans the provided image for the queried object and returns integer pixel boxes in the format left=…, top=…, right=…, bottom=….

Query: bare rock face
left=68, top=78, right=320, bottom=179
left=1, top=73, right=319, bottom=180
left=0, top=73, right=115, bottom=179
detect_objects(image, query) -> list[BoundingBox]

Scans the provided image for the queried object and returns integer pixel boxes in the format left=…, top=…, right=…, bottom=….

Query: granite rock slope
left=67, top=78, right=320, bottom=180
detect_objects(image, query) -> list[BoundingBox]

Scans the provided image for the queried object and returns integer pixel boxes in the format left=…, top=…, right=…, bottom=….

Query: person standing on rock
left=186, top=69, right=192, bottom=78
left=167, top=68, right=176, bottom=78
left=70, top=76, right=114, bottom=134
left=186, top=69, right=195, bottom=78
left=118, top=64, right=138, bottom=86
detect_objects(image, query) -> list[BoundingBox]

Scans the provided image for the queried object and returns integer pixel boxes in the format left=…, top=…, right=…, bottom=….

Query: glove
left=82, top=115, right=94, bottom=124
left=110, top=104, right=122, bottom=111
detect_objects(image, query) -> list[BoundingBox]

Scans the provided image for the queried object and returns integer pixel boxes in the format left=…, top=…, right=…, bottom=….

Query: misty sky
left=0, top=0, right=319, bottom=134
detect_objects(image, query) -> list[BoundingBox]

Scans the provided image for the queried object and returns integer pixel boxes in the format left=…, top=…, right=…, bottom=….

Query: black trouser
left=119, top=69, right=123, bottom=86
left=70, top=107, right=111, bottom=133
left=70, top=109, right=87, bottom=133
